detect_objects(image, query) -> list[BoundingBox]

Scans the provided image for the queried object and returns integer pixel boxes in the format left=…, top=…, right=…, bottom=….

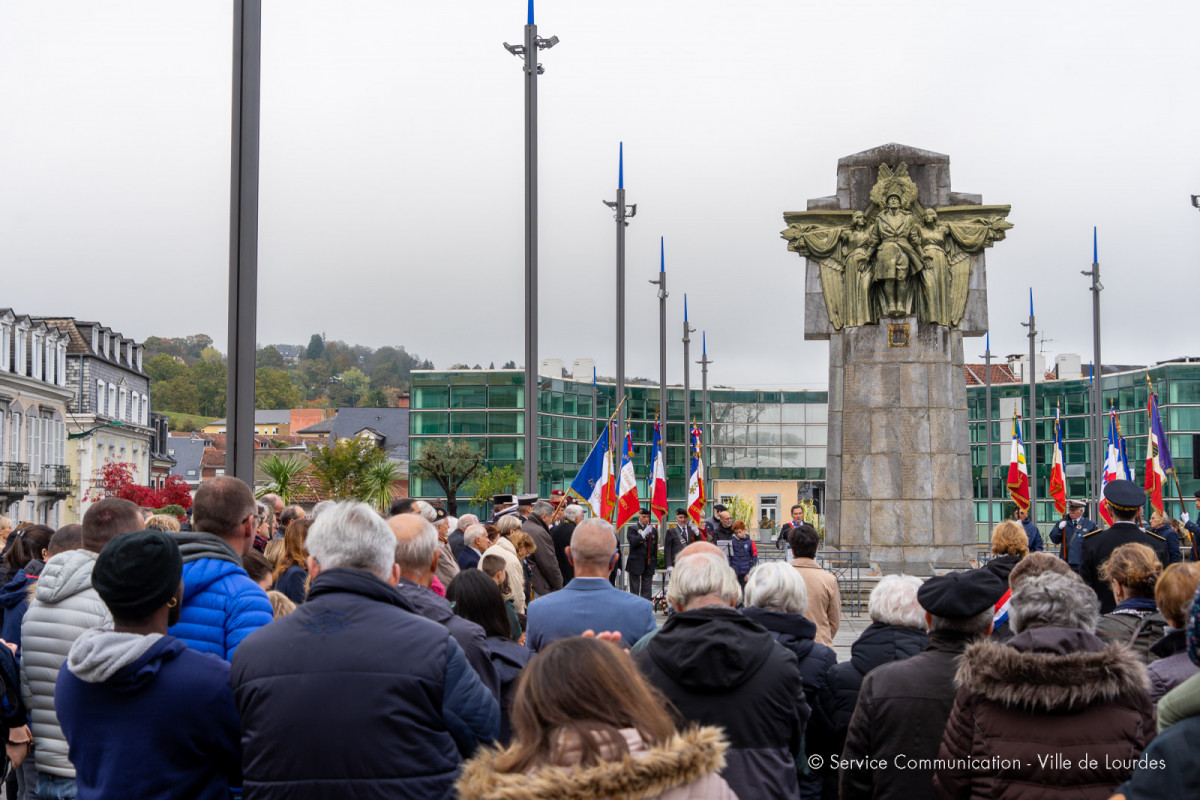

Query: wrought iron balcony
left=39, top=464, right=72, bottom=495
left=0, top=463, right=30, bottom=495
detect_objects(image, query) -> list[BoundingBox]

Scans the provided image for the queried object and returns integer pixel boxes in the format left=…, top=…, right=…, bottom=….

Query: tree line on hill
left=144, top=333, right=439, bottom=424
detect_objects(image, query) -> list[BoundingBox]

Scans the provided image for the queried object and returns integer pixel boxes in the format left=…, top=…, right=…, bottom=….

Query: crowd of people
left=0, top=476, right=1196, bottom=798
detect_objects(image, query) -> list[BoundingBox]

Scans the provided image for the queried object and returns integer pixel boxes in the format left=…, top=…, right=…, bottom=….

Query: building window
left=109, top=385, right=117, bottom=417
left=96, top=380, right=105, bottom=415
left=27, top=415, right=40, bottom=473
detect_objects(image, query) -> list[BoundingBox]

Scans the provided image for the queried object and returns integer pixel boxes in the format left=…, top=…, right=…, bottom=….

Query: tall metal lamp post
left=503, top=0, right=558, bottom=497
left=649, top=238, right=668, bottom=421
left=603, top=143, right=635, bottom=443
left=1081, top=228, right=1104, bottom=511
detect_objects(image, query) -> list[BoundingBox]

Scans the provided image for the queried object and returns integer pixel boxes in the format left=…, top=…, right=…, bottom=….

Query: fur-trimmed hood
left=457, top=725, right=731, bottom=800
left=956, top=625, right=1149, bottom=713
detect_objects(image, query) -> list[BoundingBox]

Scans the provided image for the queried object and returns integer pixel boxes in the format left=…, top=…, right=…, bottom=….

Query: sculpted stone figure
left=781, top=162, right=1012, bottom=329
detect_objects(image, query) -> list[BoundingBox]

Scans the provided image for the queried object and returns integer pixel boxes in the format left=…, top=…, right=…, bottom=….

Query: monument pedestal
left=824, top=318, right=974, bottom=572
left=781, top=144, right=1012, bottom=574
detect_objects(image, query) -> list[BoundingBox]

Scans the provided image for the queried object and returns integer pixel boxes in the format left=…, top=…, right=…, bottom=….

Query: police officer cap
left=516, top=494, right=538, bottom=506
left=917, top=569, right=1007, bottom=618
left=492, top=494, right=514, bottom=505
left=1066, top=499, right=1087, bottom=509
left=1103, top=479, right=1145, bottom=513
left=1193, top=489, right=1200, bottom=500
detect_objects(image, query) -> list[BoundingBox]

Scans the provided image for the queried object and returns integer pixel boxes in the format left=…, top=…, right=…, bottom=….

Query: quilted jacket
left=20, top=549, right=112, bottom=777
left=168, top=531, right=273, bottom=661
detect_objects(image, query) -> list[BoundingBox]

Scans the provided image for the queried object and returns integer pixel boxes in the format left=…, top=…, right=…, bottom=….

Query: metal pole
left=1083, top=228, right=1103, bottom=512
left=604, top=144, right=635, bottom=448
left=504, top=5, right=557, bottom=498
left=591, top=367, right=598, bottom=440
left=682, top=295, right=693, bottom=429
left=984, top=334, right=994, bottom=530
left=1025, top=292, right=1038, bottom=521
left=226, top=0, right=261, bottom=482
left=649, top=237, right=667, bottom=421
left=698, top=333, right=711, bottom=511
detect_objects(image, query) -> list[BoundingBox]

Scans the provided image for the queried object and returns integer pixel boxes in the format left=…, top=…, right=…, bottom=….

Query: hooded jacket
left=1146, top=628, right=1199, bottom=701
left=20, top=548, right=111, bottom=777
left=809, top=619, right=927, bottom=782
left=55, top=630, right=241, bottom=800
left=933, top=626, right=1155, bottom=800
left=457, top=725, right=737, bottom=800
left=0, top=558, right=43, bottom=655
left=231, top=567, right=499, bottom=799
left=1093, top=597, right=1167, bottom=663
left=395, top=577, right=501, bottom=700
left=635, top=605, right=806, bottom=800
left=485, top=635, right=532, bottom=745
left=168, top=530, right=273, bottom=660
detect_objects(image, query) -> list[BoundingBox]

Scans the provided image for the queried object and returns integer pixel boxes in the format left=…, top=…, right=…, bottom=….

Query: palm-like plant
left=257, top=454, right=308, bottom=504
left=358, top=459, right=406, bottom=513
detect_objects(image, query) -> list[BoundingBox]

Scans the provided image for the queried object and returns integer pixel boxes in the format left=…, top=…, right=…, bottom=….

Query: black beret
left=639, top=508, right=651, bottom=515
left=918, top=569, right=1007, bottom=618
left=92, top=530, right=183, bottom=621
left=434, top=507, right=448, bottom=522
left=1103, top=479, right=1145, bottom=513
left=1193, top=490, right=1200, bottom=499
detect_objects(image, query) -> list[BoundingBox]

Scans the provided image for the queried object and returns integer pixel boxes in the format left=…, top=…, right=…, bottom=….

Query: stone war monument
left=781, top=143, right=1012, bottom=572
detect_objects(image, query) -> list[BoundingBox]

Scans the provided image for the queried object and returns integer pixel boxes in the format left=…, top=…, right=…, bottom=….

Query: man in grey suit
left=525, top=519, right=657, bottom=652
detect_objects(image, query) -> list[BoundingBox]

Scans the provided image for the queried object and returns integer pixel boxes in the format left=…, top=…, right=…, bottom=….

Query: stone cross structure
left=781, top=143, right=1012, bottom=572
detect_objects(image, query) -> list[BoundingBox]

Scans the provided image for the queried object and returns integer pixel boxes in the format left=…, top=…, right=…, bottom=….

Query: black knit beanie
left=92, top=529, right=183, bottom=621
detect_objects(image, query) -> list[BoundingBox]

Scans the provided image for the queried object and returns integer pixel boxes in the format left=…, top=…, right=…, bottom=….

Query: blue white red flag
left=1048, top=407, right=1067, bottom=516
left=1146, top=390, right=1173, bottom=515
left=1006, top=414, right=1030, bottom=513
left=650, top=422, right=668, bottom=524
left=615, top=430, right=641, bottom=529
left=687, top=424, right=705, bottom=526
left=568, top=422, right=616, bottom=520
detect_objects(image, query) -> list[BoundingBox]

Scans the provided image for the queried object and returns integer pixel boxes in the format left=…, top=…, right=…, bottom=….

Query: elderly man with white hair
left=808, top=574, right=927, bottom=796
left=449, top=514, right=479, bottom=559
left=635, top=551, right=807, bottom=800
left=231, top=501, right=499, bottom=798
left=414, top=500, right=459, bottom=589
left=456, top=523, right=487, bottom=571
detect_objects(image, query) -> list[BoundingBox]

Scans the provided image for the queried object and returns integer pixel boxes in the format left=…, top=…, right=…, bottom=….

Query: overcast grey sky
left=2, top=0, right=1197, bottom=389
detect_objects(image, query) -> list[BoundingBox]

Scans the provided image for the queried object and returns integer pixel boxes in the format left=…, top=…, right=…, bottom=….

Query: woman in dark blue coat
left=448, top=569, right=532, bottom=744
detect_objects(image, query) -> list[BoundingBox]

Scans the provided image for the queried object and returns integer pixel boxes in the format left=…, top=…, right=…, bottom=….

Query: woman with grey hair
left=741, top=562, right=834, bottom=798
left=934, top=572, right=1154, bottom=799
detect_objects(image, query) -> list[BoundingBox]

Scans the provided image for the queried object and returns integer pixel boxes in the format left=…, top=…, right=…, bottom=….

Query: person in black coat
left=1080, top=481, right=1170, bottom=613
left=809, top=575, right=927, bottom=800
left=635, top=549, right=807, bottom=800
left=740, top=562, right=836, bottom=798
left=548, top=504, right=582, bottom=585
left=1049, top=499, right=1096, bottom=569
left=979, top=520, right=1029, bottom=641
left=840, top=569, right=1007, bottom=800
left=624, top=509, right=658, bottom=600
left=230, top=502, right=499, bottom=799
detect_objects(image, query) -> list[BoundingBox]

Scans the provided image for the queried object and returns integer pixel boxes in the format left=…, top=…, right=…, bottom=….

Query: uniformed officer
left=624, top=508, right=659, bottom=600
left=515, top=493, right=538, bottom=522
left=1079, top=480, right=1170, bottom=613
left=1051, top=499, right=1098, bottom=572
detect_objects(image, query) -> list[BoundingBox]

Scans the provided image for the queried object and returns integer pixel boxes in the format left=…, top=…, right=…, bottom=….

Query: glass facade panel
left=488, top=412, right=523, bottom=435
left=412, top=386, right=448, bottom=409
left=488, top=438, right=523, bottom=460
left=449, top=412, right=486, bottom=435
left=1169, top=381, right=1200, bottom=404
left=450, top=385, right=487, bottom=409
left=489, top=385, right=523, bottom=409
left=410, top=412, right=448, bottom=435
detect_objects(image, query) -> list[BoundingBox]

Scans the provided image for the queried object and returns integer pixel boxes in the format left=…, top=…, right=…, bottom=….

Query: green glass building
left=410, top=360, right=1200, bottom=542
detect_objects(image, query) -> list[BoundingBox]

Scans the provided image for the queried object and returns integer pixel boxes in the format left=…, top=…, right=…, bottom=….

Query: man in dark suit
left=776, top=503, right=807, bottom=551
left=1079, top=480, right=1170, bottom=613
left=1051, top=499, right=1097, bottom=571
left=662, top=509, right=692, bottom=573
left=625, top=509, right=659, bottom=600
left=456, top=523, right=486, bottom=571
left=549, top=502, right=582, bottom=584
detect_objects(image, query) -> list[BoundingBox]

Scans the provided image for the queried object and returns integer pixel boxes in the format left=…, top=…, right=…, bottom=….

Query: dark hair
left=788, top=523, right=820, bottom=559
left=192, top=477, right=255, bottom=537
left=389, top=498, right=417, bottom=516
left=48, top=524, right=83, bottom=557
left=242, top=550, right=273, bottom=586
left=446, top=570, right=513, bottom=640
left=4, top=525, right=53, bottom=571
left=675, top=508, right=687, bottom=517
left=480, top=553, right=510, bottom=593
left=713, top=504, right=727, bottom=513
left=790, top=504, right=803, bottom=513
left=495, top=637, right=676, bottom=773
left=82, top=498, right=144, bottom=553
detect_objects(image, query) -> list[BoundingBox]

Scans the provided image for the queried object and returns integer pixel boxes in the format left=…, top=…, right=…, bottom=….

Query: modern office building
left=410, top=357, right=1200, bottom=543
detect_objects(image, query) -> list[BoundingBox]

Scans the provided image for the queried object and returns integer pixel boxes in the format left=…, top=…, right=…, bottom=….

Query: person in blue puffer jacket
left=727, top=521, right=758, bottom=587
left=169, top=477, right=273, bottom=660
